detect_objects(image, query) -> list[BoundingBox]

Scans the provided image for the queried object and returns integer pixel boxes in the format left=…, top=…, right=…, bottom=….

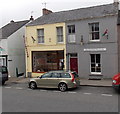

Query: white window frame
left=68, top=25, right=76, bottom=43
left=90, top=54, right=101, bottom=74
left=89, top=23, right=100, bottom=42
left=37, top=29, right=44, bottom=44
left=56, top=27, right=63, bottom=43
left=0, top=57, right=6, bottom=66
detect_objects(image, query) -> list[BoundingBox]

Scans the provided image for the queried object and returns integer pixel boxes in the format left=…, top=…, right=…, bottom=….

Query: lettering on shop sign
left=84, top=48, right=107, bottom=52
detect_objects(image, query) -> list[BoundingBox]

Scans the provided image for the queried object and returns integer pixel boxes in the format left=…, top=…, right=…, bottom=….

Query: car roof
left=48, top=70, right=75, bottom=73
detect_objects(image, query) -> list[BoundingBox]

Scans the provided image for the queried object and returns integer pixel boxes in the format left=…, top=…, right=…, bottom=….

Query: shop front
left=32, top=50, right=64, bottom=73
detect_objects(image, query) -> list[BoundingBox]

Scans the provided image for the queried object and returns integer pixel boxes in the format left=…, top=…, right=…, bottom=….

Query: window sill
left=57, top=42, right=64, bottom=44
left=89, top=40, right=100, bottom=42
left=89, top=74, right=103, bottom=76
left=68, top=42, right=76, bottom=44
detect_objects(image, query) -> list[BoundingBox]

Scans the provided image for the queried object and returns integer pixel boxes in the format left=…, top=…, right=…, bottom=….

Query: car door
left=37, top=72, right=52, bottom=87
left=50, top=73, right=61, bottom=87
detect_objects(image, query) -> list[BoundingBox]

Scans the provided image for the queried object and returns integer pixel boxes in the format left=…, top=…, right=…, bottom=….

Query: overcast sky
left=0, top=0, right=115, bottom=28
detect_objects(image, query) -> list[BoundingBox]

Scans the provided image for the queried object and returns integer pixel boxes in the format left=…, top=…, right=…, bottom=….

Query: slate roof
left=27, top=3, right=118, bottom=26
left=0, top=20, right=29, bottom=39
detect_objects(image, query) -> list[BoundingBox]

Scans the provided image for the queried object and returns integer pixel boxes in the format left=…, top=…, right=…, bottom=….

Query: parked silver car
left=29, top=71, right=80, bottom=92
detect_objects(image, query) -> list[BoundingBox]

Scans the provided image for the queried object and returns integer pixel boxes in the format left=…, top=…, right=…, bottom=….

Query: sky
left=0, top=0, right=116, bottom=28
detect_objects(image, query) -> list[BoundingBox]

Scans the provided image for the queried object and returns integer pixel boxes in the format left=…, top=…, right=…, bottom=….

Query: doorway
left=70, top=53, right=78, bottom=73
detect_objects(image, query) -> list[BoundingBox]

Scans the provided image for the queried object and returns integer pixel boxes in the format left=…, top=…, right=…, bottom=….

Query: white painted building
left=0, top=20, right=29, bottom=77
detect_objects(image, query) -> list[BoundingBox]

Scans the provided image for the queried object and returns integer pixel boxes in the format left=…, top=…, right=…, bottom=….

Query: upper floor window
left=56, top=27, right=63, bottom=43
left=68, top=25, right=76, bottom=43
left=37, top=29, right=44, bottom=44
left=68, top=25, right=75, bottom=34
left=89, top=23, right=100, bottom=41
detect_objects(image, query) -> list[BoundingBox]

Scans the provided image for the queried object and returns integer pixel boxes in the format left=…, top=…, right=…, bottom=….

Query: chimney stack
left=113, top=0, right=119, bottom=9
left=10, top=20, right=14, bottom=23
left=42, top=8, right=52, bottom=15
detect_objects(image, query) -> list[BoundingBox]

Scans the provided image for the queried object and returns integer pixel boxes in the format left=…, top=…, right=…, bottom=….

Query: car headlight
left=113, top=80, right=116, bottom=84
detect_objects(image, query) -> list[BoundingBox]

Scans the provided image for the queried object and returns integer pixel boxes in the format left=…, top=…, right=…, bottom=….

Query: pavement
left=6, top=76, right=112, bottom=87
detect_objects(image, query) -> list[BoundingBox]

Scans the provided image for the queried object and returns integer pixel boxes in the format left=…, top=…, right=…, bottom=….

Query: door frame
left=69, top=53, right=78, bottom=73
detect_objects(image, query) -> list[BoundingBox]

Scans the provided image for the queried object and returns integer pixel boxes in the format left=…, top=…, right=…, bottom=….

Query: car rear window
left=0, top=67, right=8, bottom=73
left=60, top=73, right=71, bottom=78
left=72, top=72, right=79, bottom=78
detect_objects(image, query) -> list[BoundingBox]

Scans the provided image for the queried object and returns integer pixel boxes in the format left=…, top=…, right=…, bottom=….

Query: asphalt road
left=1, top=83, right=119, bottom=112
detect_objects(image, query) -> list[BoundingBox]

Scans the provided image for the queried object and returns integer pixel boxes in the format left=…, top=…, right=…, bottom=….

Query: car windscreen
left=72, top=72, right=79, bottom=78
left=0, top=67, right=8, bottom=73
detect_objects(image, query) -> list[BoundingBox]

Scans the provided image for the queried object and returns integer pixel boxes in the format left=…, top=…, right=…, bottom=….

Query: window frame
left=37, top=29, right=44, bottom=44
left=90, top=54, right=101, bottom=74
left=67, top=25, right=76, bottom=43
left=89, top=23, right=100, bottom=42
left=56, top=26, right=64, bottom=43
left=41, top=72, right=52, bottom=78
left=68, top=25, right=75, bottom=34
left=32, top=51, right=64, bottom=73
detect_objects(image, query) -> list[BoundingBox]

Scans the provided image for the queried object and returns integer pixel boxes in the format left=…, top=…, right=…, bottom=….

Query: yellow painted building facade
left=25, top=23, right=66, bottom=77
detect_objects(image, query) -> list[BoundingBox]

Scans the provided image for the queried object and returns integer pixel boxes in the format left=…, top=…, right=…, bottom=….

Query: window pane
left=68, top=26, right=71, bottom=33
left=95, top=23, right=99, bottom=31
left=68, top=25, right=75, bottom=34
left=42, top=73, right=52, bottom=78
left=91, top=54, right=95, bottom=62
left=96, top=54, right=100, bottom=63
left=68, top=34, right=76, bottom=43
left=91, top=68, right=95, bottom=72
left=95, top=32, right=99, bottom=40
left=57, top=27, right=63, bottom=42
left=96, top=67, right=101, bottom=72
left=52, top=73, right=60, bottom=78
left=32, top=51, right=64, bottom=72
left=91, top=64, right=95, bottom=67
left=37, top=29, right=44, bottom=43
left=72, top=25, right=75, bottom=33
left=90, top=54, right=101, bottom=73
left=89, top=23, right=99, bottom=41
left=92, top=33, right=95, bottom=40
left=60, top=73, right=71, bottom=78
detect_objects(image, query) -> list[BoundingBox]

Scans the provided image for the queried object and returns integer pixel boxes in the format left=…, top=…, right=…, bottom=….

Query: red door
left=70, top=58, right=78, bottom=73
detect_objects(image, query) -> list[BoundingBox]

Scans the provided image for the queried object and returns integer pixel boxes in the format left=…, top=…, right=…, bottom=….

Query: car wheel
left=58, top=83, right=67, bottom=92
left=29, top=82, right=37, bottom=89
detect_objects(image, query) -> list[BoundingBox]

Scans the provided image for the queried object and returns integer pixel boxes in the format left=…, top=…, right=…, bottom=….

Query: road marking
left=53, top=91, right=61, bottom=93
left=68, top=92, right=76, bottom=93
left=4, top=87, right=11, bottom=89
left=101, top=94, right=113, bottom=97
left=83, top=93, right=92, bottom=95
left=2, top=86, right=114, bottom=97
left=16, top=87, right=23, bottom=90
